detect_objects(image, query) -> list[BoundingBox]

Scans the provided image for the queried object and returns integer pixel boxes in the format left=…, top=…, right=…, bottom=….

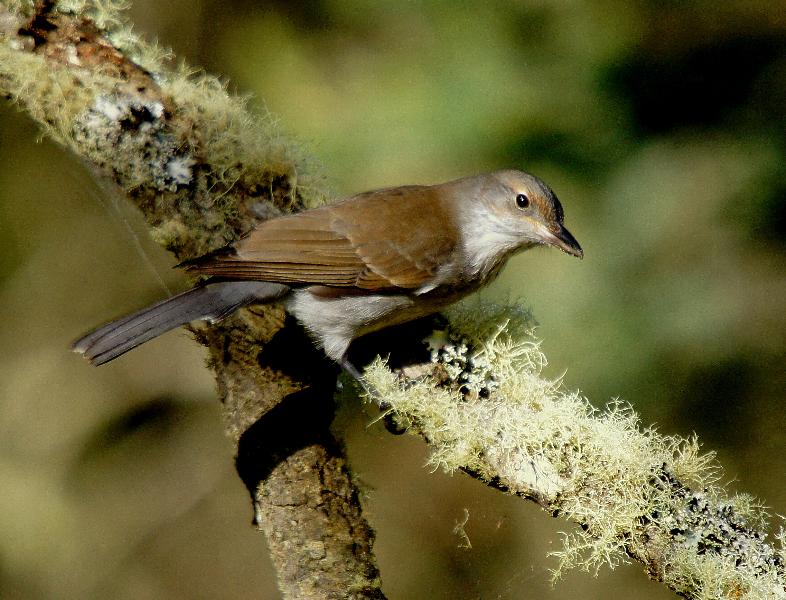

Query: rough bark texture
left=0, top=2, right=384, bottom=598
left=255, top=444, right=385, bottom=600
left=2, top=2, right=784, bottom=599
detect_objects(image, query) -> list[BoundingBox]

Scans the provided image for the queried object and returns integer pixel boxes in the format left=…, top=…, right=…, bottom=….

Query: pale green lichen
left=364, top=300, right=785, bottom=599
left=56, top=0, right=131, bottom=28
left=2, top=0, right=34, bottom=18
left=664, top=546, right=785, bottom=600
left=163, top=67, right=326, bottom=209
left=0, top=0, right=326, bottom=261
left=0, top=0, right=325, bottom=215
left=0, top=43, right=100, bottom=145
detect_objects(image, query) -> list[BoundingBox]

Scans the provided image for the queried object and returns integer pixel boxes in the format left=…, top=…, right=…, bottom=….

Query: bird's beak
left=542, top=225, right=583, bottom=259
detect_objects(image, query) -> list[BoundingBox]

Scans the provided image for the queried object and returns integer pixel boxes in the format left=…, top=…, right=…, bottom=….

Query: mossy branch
left=361, top=303, right=786, bottom=600
left=2, top=2, right=784, bottom=599
left=0, top=2, right=382, bottom=598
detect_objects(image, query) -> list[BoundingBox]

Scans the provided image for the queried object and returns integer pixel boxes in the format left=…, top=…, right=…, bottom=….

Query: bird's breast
left=284, top=287, right=462, bottom=361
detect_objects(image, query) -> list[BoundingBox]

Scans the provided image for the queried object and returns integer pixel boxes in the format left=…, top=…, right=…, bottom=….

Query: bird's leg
left=339, top=355, right=386, bottom=404
left=338, top=355, right=408, bottom=435
left=339, top=355, right=364, bottom=382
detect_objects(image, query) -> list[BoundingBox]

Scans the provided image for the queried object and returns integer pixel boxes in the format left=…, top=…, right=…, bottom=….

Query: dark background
left=0, top=1, right=784, bottom=598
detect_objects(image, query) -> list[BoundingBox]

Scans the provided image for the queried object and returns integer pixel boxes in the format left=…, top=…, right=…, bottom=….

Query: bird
left=72, top=170, right=583, bottom=377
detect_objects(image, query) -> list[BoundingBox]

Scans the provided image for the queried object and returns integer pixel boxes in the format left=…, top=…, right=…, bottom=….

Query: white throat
left=459, top=202, right=530, bottom=280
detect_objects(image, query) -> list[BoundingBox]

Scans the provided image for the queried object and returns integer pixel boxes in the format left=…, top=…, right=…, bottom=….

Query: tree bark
left=1, top=2, right=783, bottom=599
left=0, top=2, right=384, bottom=597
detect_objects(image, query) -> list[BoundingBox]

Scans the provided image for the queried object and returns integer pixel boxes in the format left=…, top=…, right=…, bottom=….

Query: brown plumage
left=184, top=186, right=457, bottom=291
left=73, top=170, right=582, bottom=368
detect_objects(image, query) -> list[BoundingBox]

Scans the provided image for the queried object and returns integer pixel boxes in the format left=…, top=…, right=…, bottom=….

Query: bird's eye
left=515, top=193, right=530, bottom=209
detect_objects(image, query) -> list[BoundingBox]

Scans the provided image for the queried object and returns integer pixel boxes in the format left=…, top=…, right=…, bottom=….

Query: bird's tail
left=72, top=281, right=289, bottom=365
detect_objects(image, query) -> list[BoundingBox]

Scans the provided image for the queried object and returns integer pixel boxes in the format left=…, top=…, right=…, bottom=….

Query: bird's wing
left=183, top=186, right=458, bottom=292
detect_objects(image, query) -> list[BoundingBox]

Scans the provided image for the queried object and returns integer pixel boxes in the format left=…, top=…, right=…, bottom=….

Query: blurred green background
left=1, top=1, right=785, bottom=598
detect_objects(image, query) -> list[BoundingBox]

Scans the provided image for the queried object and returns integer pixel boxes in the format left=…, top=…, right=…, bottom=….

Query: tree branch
left=0, top=2, right=382, bottom=598
left=2, top=2, right=784, bottom=599
left=353, top=307, right=786, bottom=599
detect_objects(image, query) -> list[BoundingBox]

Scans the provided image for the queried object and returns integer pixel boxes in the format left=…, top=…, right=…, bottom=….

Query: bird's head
left=466, top=170, right=583, bottom=260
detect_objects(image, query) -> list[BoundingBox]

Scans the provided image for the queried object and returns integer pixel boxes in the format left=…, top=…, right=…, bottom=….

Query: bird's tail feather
left=72, top=281, right=289, bottom=365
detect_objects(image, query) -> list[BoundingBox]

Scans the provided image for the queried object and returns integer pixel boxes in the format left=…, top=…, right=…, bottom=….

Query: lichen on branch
left=0, top=3, right=383, bottom=598
left=3, top=2, right=785, bottom=599
left=0, top=0, right=323, bottom=262
left=364, top=301, right=786, bottom=599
